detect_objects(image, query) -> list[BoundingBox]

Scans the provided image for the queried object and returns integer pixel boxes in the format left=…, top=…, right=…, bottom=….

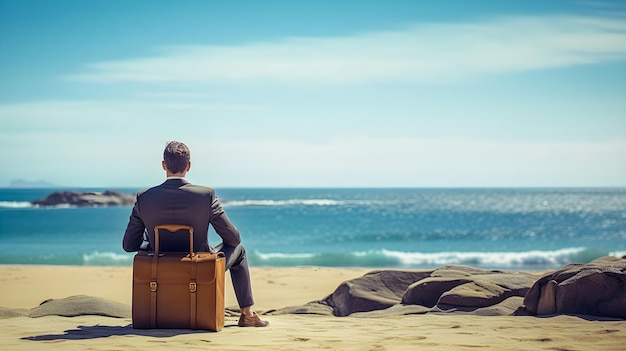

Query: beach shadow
left=22, top=323, right=237, bottom=341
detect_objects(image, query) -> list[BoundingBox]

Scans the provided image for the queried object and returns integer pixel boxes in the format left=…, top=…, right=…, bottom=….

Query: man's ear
left=162, top=161, right=168, bottom=171
left=187, top=162, right=191, bottom=172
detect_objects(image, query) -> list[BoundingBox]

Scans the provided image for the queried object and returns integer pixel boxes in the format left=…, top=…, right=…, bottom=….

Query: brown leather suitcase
left=132, top=224, right=225, bottom=331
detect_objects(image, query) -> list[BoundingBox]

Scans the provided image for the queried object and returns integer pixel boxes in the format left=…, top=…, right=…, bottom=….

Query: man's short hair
left=163, top=141, right=190, bottom=174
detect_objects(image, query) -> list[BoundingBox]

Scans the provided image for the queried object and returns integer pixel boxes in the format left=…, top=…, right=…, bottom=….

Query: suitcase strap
left=150, top=224, right=197, bottom=329
left=190, top=254, right=198, bottom=329
left=150, top=252, right=158, bottom=328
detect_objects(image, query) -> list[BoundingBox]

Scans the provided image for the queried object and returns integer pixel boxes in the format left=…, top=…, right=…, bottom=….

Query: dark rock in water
left=522, top=256, right=626, bottom=319
left=32, top=190, right=135, bottom=207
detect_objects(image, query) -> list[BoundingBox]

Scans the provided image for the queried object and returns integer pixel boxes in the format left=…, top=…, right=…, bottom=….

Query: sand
left=1, top=265, right=625, bottom=350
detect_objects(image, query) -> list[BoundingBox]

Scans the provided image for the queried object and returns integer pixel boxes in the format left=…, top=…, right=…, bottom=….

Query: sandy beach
left=1, top=265, right=625, bottom=350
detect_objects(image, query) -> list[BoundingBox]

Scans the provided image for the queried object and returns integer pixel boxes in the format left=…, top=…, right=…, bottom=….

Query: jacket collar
left=162, top=178, right=190, bottom=187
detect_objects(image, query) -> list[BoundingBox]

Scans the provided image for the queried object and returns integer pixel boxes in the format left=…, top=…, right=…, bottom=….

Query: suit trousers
left=213, top=243, right=254, bottom=308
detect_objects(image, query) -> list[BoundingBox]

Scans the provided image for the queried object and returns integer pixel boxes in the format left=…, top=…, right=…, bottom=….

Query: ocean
left=1, top=187, right=625, bottom=270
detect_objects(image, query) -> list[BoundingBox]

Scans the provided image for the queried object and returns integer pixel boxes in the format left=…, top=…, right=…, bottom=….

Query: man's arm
left=122, top=199, right=145, bottom=252
left=210, top=195, right=241, bottom=247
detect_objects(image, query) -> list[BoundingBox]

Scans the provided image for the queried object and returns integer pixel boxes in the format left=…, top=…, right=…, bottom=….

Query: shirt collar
left=166, top=176, right=187, bottom=181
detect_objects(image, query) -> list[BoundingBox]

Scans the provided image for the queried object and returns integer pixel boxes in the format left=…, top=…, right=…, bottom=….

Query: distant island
left=9, top=179, right=57, bottom=188
left=32, top=190, right=136, bottom=207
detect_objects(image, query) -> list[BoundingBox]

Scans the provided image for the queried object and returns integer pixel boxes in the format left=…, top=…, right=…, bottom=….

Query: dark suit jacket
left=122, top=178, right=240, bottom=253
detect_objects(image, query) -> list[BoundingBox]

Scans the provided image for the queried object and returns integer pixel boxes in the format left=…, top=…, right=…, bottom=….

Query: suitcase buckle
left=150, top=281, right=157, bottom=292
left=189, top=282, right=197, bottom=293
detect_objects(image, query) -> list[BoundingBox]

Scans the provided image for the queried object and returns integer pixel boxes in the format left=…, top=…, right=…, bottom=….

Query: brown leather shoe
left=238, top=312, right=269, bottom=327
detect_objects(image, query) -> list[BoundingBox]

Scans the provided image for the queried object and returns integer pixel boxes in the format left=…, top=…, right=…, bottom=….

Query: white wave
left=610, top=251, right=626, bottom=258
left=255, top=252, right=316, bottom=260
left=381, top=247, right=588, bottom=267
left=223, top=199, right=344, bottom=207
left=47, top=204, right=77, bottom=209
left=0, top=201, right=81, bottom=209
left=231, top=247, right=608, bottom=268
left=0, top=201, right=33, bottom=208
left=82, top=251, right=134, bottom=266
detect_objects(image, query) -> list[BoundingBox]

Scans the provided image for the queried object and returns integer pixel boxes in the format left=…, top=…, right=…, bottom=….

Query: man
left=122, top=141, right=268, bottom=327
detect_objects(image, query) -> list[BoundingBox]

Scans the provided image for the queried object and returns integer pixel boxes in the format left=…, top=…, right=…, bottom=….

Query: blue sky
left=1, top=0, right=625, bottom=188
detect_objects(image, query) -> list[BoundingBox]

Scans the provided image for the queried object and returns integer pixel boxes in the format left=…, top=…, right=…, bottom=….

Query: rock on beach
left=522, top=256, right=626, bottom=319
left=271, top=257, right=626, bottom=320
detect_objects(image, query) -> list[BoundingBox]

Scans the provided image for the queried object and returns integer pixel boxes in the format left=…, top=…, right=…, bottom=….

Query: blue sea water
left=0, top=187, right=625, bottom=270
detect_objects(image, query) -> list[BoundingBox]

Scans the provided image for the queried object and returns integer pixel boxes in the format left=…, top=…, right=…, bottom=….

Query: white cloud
left=0, top=100, right=260, bottom=135
left=67, top=14, right=626, bottom=84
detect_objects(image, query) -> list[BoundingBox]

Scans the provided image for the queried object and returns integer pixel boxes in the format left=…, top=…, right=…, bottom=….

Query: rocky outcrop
left=522, top=256, right=626, bottom=319
left=323, top=270, right=431, bottom=317
left=32, top=190, right=135, bottom=207
left=288, top=258, right=625, bottom=319
left=271, top=266, right=541, bottom=317
left=402, top=265, right=538, bottom=310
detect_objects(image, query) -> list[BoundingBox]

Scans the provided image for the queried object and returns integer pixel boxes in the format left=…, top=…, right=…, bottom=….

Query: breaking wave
left=0, top=247, right=619, bottom=269
left=223, top=199, right=348, bottom=207
left=0, top=201, right=33, bottom=208
left=248, top=247, right=613, bottom=270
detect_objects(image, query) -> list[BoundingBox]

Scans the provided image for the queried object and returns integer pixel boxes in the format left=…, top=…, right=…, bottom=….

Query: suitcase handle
left=153, top=224, right=194, bottom=257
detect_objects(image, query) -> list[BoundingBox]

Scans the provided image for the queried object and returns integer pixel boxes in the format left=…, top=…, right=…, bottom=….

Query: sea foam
left=248, top=247, right=608, bottom=269
left=82, top=251, right=134, bottom=266
left=0, top=201, right=33, bottom=208
left=223, top=199, right=346, bottom=207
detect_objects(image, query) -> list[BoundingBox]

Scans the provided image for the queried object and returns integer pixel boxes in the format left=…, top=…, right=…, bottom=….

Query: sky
left=1, top=0, right=625, bottom=188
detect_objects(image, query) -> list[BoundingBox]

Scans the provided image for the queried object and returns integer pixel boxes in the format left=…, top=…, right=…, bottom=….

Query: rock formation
left=402, top=265, right=537, bottom=310
left=279, top=258, right=624, bottom=319
left=325, top=266, right=540, bottom=317
left=324, top=270, right=431, bottom=316
left=32, top=190, right=135, bottom=207
left=522, top=256, right=626, bottom=319
left=271, top=266, right=542, bottom=317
